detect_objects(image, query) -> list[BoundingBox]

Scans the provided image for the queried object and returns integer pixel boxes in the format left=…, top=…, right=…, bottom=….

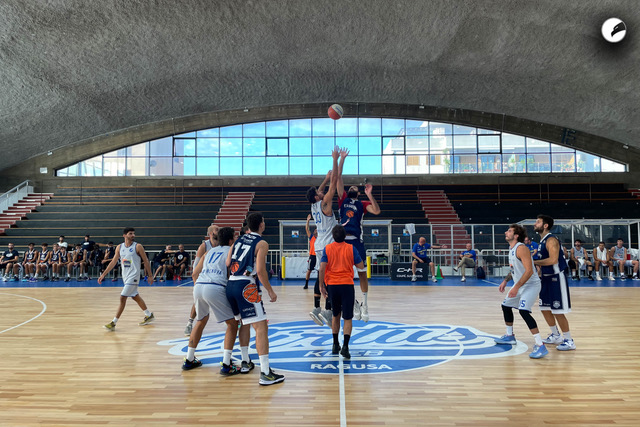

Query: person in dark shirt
left=81, top=235, right=96, bottom=253
left=102, top=242, right=118, bottom=281
left=152, top=244, right=173, bottom=282
left=169, top=244, right=190, bottom=280
left=1, top=243, right=20, bottom=281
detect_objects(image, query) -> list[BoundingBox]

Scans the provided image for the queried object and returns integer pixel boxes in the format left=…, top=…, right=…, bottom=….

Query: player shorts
left=345, top=238, right=366, bottom=266
left=539, top=271, right=571, bottom=314
left=307, top=255, right=317, bottom=271
left=226, top=278, right=267, bottom=325
left=414, top=256, right=431, bottom=265
left=193, top=282, right=234, bottom=322
left=327, top=284, right=355, bottom=320
left=502, top=281, right=541, bottom=312
left=121, top=283, right=139, bottom=297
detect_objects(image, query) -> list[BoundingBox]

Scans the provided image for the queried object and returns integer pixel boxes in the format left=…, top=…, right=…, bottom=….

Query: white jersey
left=595, top=246, right=608, bottom=262
left=311, top=200, right=338, bottom=254
left=509, top=242, right=541, bottom=288
left=572, top=246, right=586, bottom=260
left=196, top=245, right=230, bottom=286
left=612, top=246, right=626, bottom=260
left=120, top=242, right=142, bottom=285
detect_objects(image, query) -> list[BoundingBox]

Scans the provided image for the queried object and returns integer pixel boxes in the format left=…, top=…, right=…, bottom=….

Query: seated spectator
left=453, top=243, right=477, bottom=282
left=67, top=244, right=85, bottom=281
left=102, top=242, right=118, bottom=281
left=81, top=234, right=96, bottom=254
left=593, top=241, right=613, bottom=281
left=34, top=243, right=52, bottom=281
left=49, top=243, right=61, bottom=281
left=1, top=243, right=20, bottom=282
left=21, top=242, right=39, bottom=282
left=411, top=237, right=446, bottom=283
left=524, top=236, right=539, bottom=260
left=58, top=235, right=68, bottom=250
left=610, top=238, right=639, bottom=280
left=152, top=244, right=173, bottom=282
left=59, top=246, right=72, bottom=282
left=169, top=244, right=190, bottom=280
left=87, top=243, right=103, bottom=278
left=568, top=239, right=594, bottom=281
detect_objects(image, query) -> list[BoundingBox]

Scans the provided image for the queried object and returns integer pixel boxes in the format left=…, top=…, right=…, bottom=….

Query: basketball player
left=21, top=243, right=38, bottom=282
left=568, top=239, right=594, bottom=280
left=335, top=148, right=380, bottom=322
left=306, top=146, right=340, bottom=327
left=34, top=243, right=51, bottom=281
left=225, top=212, right=284, bottom=386
left=182, top=226, right=254, bottom=375
left=533, top=214, right=575, bottom=351
left=593, top=241, right=613, bottom=281
left=59, top=245, right=71, bottom=282
left=319, top=225, right=368, bottom=359
left=494, top=224, right=547, bottom=359
left=304, top=214, right=317, bottom=290
left=99, top=227, right=155, bottom=330
left=1, top=243, right=20, bottom=281
left=184, top=225, right=218, bottom=336
left=610, top=238, right=639, bottom=280
left=49, top=243, right=61, bottom=281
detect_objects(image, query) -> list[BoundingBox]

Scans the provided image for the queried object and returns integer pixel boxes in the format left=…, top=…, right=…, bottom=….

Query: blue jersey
left=412, top=243, right=431, bottom=259
left=538, top=233, right=567, bottom=275
left=51, top=251, right=60, bottom=263
left=339, top=192, right=371, bottom=241
left=526, top=241, right=540, bottom=259
left=229, top=232, right=263, bottom=281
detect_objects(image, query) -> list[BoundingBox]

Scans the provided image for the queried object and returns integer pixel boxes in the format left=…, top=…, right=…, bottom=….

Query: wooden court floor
left=1, top=283, right=640, bottom=426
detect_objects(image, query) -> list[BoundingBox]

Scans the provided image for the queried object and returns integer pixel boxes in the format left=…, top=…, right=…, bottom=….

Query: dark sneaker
left=220, top=363, right=241, bottom=376
left=182, top=357, right=202, bottom=371
left=139, top=313, right=155, bottom=325
left=332, top=343, right=341, bottom=354
left=240, top=360, right=255, bottom=374
left=340, top=346, right=351, bottom=359
left=64, top=277, right=71, bottom=282
left=259, top=368, right=285, bottom=386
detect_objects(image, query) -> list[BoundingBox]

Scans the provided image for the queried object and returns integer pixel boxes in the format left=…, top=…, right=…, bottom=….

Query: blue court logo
left=157, top=321, right=527, bottom=375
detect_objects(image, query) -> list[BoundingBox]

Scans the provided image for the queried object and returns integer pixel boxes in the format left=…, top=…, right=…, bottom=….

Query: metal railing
left=1, top=180, right=34, bottom=214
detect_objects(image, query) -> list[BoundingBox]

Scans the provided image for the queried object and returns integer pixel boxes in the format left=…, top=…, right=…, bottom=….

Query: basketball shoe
left=184, top=322, right=193, bottom=336
left=529, top=344, right=548, bottom=359
left=361, top=304, right=369, bottom=322
left=220, top=363, right=241, bottom=376
left=340, top=346, right=351, bottom=359
left=332, top=343, right=341, bottom=354
left=320, top=309, right=334, bottom=327
left=353, top=300, right=361, bottom=320
left=542, top=333, right=563, bottom=345
left=556, top=339, right=576, bottom=351
left=103, top=321, right=116, bottom=331
left=182, top=357, right=202, bottom=371
left=241, top=360, right=255, bottom=374
left=259, top=368, right=285, bottom=386
left=139, top=313, right=155, bottom=326
left=494, top=334, right=517, bottom=345
left=309, top=307, right=324, bottom=326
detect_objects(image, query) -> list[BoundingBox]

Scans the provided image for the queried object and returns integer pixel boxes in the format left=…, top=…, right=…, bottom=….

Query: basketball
left=328, top=104, right=343, bottom=120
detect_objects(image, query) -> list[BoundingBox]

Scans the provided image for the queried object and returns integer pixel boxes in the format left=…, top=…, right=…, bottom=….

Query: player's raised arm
left=364, top=183, right=381, bottom=215
left=322, top=146, right=340, bottom=216
left=336, top=147, right=349, bottom=198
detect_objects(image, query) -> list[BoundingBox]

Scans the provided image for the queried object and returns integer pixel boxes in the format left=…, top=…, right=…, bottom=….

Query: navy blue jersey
left=339, top=192, right=371, bottom=240
left=51, top=251, right=60, bottom=263
left=59, top=252, right=69, bottom=263
left=25, top=249, right=37, bottom=262
left=229, top=232, right=263, bottom=279
left=39, top=250, right=49, bottom=261
left=538, top=233, right=568, bottom=275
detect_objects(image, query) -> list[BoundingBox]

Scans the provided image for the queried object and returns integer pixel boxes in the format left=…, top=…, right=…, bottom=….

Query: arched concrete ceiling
left=0, top=0, right=638, bottom=173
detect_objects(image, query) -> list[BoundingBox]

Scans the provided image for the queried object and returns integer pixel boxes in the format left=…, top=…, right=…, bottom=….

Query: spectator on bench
left=59, top=245, right=72, bottom=282
left=1, top=243, right=20, bottom=282
left=67, top=244, right=86, bottom=281
left=152, top=244, right=173, bottom=282
left=568, top=239, right=594, bottom=281
left=593, top=241, right=612, bottom=281
left=610, top=238, right=639, bottom=280
left=453, top=243, right=477, bottom=282
left=88, top=243, right=103, bottom=278
left=49, top=243, right=61, bottom=281
left=58, top=235, right=68, bottom=250
left=169, top=244, right=190, bottom=280
left=102, top=242, right=118, bottom=282
left=34, top=243, right=52, bottom=281
left=21, top=242, right=39, bottom=282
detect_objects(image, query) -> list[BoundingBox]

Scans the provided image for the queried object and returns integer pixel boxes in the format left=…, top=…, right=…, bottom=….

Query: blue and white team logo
left=158, top=321, right=527, bottom=375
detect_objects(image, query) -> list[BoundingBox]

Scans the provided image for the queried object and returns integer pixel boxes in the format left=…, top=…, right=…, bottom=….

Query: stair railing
left=0, top=180, right=34, bottom=214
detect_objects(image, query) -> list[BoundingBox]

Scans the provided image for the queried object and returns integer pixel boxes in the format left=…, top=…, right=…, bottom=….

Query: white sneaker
left=596, top=273, right=602, bottom=281
left=432, top=277, right=437, bottom=283
left=353, top=300, right=362, bottom=321
left=361, top=304, right=369, bottom=322
left=556, top=338, right=576, bottom=351
left=542, top=332, right=564, bottom=345
left=184, top=322, right=193, bottom=336
left=411, top=275, right=417, bottom=282
left=320, top=309, right=334, bottom=327
left=461, top=276, right=466, bottom=282
left=1, top=275, right=7, bottom=282
left=608, top=273, right=615, bottom=280
left=309, top=307, right=324, bottom=326
left=633, top=275, right=640, bottom=281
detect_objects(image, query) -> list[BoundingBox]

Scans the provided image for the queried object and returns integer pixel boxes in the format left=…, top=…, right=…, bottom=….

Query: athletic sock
left=314, top=296, right=320, bottom=308
left=223, top=349, right=232, bottom=366
left=240, top=346, right=249, bottom=362
left=187, top=347, right=196, bottom=362
left=363, top=292, right=368, bottom=306
left=143, top=309, right=151, bottom=317
left=112, top=317, right=119, bottom=324
left=550, top=325, right=559, bottom=335
left=506, top=325, right=514, bottom=336
left=563, top=331, right=572, bottom=340
left=343, top=334, right=351, bottom=348
left=305, top=279, right=309, bottom=287
left=533, top=333, right=543, bottom=346
left=333, top=333, right=339, bottom=346
left=259, top=355, right=270, bottom=374
left=325, top=299, right=331, bottom=310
